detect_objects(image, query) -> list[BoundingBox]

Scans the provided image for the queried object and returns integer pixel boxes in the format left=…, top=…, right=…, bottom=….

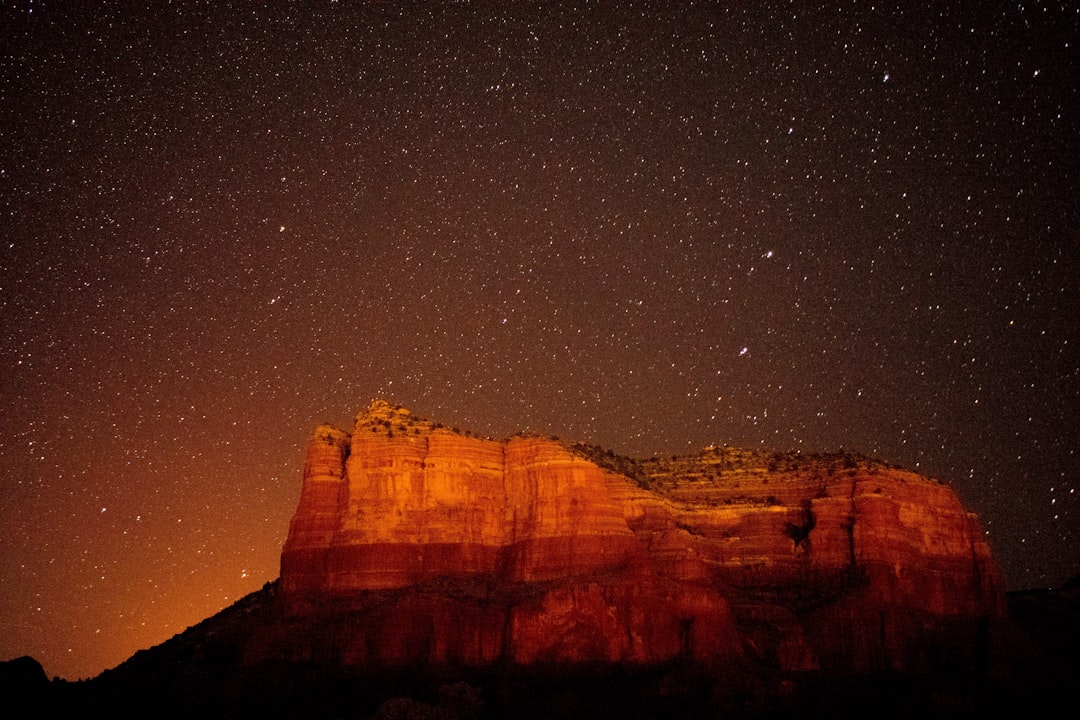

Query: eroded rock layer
left=278, top=401, right=1003, bottom=673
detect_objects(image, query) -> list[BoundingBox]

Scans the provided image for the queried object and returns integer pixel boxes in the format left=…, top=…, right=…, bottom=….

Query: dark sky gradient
left=1, top=1, right=1077, bottom=680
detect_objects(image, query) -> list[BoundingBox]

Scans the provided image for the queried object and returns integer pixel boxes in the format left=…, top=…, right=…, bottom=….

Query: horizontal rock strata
left=278, top=401, right=1003, bottom=673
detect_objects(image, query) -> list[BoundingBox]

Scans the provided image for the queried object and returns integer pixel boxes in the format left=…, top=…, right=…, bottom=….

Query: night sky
left=2, top=1, right=1077, bottom=680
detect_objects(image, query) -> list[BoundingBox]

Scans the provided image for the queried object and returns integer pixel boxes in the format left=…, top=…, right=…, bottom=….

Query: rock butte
left=275, top=400, right=1004, bottom=673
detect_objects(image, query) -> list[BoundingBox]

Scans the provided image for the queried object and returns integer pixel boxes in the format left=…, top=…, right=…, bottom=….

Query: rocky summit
left=274, top=400, right=1003, bottom=675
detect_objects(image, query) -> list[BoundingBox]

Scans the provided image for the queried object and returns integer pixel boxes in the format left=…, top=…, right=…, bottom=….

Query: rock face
left=278, top=401, right=1003, bottom=673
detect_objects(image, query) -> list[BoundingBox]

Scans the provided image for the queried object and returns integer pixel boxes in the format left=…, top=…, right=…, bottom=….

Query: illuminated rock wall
left=278, top=401, right=1003, bottom=672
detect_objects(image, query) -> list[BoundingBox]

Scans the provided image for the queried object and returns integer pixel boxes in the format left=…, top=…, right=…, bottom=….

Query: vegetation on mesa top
left=342, top=401, right=930, bottom=492
left=351, top=401, right=551, bottom=443
left=565, top=441, right=913, bottom=493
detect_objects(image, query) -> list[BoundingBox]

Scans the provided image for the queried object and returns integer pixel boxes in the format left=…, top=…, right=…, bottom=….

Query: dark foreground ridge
left=12, top=580, right=1079, bottom=719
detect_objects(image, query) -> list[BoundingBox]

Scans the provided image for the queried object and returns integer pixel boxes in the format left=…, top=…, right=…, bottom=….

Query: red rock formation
left=278, top=401, right=1004, bottom=674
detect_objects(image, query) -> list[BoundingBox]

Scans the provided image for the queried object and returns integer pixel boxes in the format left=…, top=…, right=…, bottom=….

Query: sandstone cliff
left=277, top=401, right=1003, bottom=674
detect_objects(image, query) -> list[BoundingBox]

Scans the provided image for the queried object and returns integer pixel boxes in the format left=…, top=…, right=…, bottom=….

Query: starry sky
left=1, top=1, right=1077, bottom=680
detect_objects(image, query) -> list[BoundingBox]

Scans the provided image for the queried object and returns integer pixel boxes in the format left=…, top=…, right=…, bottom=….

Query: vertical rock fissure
left=498, top=441, right=515, bottom=580
left=846, top=480, right=858, bottom=569
left=967, top=514, right=983, bottom=593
